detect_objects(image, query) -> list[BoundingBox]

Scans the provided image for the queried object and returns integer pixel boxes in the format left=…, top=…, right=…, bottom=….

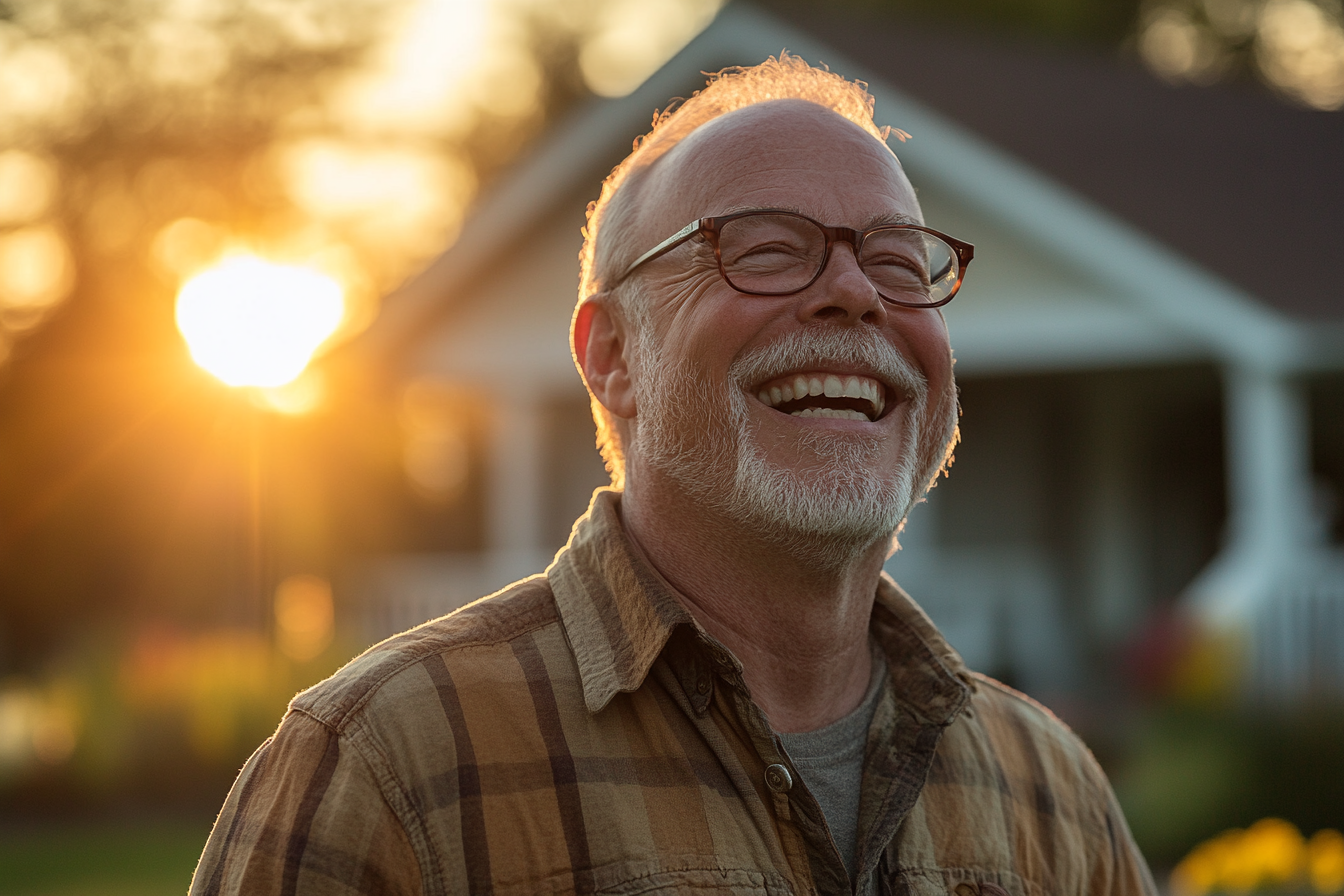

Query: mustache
left=727, top=327, right=928, bottom=406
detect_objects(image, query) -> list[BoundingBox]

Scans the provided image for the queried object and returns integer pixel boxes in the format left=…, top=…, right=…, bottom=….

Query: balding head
left=574, top=56, right=914, bottom=486
left=627, top=100, right=921, bottom=284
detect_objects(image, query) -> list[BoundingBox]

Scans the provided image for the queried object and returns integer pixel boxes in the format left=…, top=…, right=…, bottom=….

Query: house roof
left=358, top=2, right=1344, bottom=378
left=765, top=2, right=1344, bottom=324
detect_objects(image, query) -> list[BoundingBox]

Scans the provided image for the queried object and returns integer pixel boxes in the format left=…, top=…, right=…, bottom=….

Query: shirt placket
left=694, top=636, right=968, bottom=896
left=700, top=635, right=857, bottom=896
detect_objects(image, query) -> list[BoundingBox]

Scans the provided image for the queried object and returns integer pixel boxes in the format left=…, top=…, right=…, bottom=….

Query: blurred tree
left=0, top=0, right=600, bottom=670
left=0, top=0, right=392, bottom=667
left=1133, top=0, right=1344, bottom=109
left=763, top=0, right=1344, bottom=109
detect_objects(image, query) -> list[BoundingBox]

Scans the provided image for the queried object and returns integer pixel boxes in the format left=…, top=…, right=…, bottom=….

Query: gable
left=915, top=179, right=1203, bottom=374
left=373, top=2, right=1337, bottom=380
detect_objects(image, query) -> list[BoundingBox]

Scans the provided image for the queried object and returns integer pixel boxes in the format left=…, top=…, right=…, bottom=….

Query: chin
left=725, top=433, right=920, bottom=570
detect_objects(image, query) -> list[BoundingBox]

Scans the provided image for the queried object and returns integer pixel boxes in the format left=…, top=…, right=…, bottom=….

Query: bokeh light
left=176, top=255, right=344, bottom=388
left=276, top=139, right=475, bottom=259
left=274, top=575, right=335, bottom=663
left=329, top=0, right=490, bottom=134
left=1257, top=0, right=1344, bottom=109
left=579, top=0, right=726, bottom=96
left=0, top=224, right=74, bottom=323
left=1138, top=0, right=1344, bottom=109
left=0, top=149, right=56, bottom=225
left=400, top=379, right=474, bottom=503
left=0, top=677, right=81, bottom=773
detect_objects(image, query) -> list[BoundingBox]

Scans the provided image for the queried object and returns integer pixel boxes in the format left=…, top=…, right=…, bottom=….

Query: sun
left=176, top=255, right=344, bottom=389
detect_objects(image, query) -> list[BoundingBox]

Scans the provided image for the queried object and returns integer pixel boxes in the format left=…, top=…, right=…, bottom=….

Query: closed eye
left=862, top=254, right=930, bottom=286
left=729, top=241, right=812, bottom=270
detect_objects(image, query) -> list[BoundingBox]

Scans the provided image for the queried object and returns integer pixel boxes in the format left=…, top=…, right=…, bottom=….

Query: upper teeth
left=756, top=373, right=886, bottom=420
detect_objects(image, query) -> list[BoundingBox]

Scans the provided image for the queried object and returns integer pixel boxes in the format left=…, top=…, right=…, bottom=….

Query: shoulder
left=908, top=674, right=1157, bottom=896
left=966, top=674, right=1098, bottom=761
left=290, top=574, right=565, bottom=733
left=930, top=673, right=1118, bottom=837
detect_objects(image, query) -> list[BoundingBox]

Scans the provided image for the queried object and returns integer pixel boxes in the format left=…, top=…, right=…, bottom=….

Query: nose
left=794, top=240, right=887, bottom=326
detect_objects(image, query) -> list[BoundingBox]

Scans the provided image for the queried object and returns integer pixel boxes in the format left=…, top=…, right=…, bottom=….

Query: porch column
left=1224, top=365, right=1315, bottom=559
left=1186, top=364, right=1316, bottom=626
left=1079, top=379, right=1144, bottom=647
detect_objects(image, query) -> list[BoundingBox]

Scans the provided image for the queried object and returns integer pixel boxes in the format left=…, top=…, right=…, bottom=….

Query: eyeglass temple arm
left=618, top=220, right=703, bottom=282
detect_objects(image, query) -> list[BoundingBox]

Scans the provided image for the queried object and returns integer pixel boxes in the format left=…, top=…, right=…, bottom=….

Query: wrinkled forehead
left=636, top=100, right=920, bottom=237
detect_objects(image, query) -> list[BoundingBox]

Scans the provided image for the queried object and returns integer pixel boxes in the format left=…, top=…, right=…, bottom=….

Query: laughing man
left=194, top=56, right=1157, bottom=896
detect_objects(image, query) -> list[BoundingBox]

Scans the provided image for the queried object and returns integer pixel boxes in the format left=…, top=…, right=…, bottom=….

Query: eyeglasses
left=616, top=209, right=974, bottom=308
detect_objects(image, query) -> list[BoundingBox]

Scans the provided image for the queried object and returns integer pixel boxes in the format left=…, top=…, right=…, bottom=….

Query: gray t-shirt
left=777, top=644, right=887, bottom=880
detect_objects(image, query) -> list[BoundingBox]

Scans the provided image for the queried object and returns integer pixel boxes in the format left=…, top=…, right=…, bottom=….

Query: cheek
left=898, top=313, right=953, bottom=392
left=660, top=290, right=777, bottom=370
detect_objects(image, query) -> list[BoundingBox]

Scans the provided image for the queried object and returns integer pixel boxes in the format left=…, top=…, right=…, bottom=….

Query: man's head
left=572, top=56, right=960, bottom=561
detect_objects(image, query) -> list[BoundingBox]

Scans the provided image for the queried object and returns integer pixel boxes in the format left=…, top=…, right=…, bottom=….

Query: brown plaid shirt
left=192, top=490, right=1157, bottom=896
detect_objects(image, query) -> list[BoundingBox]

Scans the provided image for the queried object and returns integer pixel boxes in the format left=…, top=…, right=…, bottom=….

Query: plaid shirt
left=193, top=490, right=1156, bottom=896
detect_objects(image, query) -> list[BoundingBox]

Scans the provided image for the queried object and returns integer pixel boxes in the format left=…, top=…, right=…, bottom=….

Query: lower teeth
left=790, top=408, right=870, bottom=421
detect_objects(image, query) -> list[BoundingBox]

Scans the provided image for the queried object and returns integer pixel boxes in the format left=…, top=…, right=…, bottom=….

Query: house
left=349, top=2, right=1344, bottom=704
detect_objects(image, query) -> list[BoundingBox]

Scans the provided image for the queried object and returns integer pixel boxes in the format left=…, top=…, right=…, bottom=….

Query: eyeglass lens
left=716, top=214, right=958, bottom=303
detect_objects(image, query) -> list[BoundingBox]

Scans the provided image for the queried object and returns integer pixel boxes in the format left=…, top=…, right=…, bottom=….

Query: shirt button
left=764, top=763, right=793, bottom=793
left=696, top=674, right=711, bottom=695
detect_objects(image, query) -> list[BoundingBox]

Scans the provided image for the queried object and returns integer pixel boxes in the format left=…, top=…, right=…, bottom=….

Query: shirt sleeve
left=190, top=710, right=426, bottom=896
left=1087, top=760, right=1160, bottom=896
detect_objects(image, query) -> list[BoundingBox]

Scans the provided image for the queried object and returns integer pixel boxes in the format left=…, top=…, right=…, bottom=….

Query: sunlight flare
left=176, top=255, right=344, bottom=388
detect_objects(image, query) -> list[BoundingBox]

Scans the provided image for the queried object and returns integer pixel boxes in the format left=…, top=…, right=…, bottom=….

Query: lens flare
left=176, top=255, right=344, bottom=388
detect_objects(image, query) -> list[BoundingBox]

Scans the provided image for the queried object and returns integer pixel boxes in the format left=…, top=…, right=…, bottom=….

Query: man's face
left=623, top=100, right=958, bottom=561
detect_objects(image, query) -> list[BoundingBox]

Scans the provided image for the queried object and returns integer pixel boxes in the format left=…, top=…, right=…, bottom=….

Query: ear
left=574, top=298, right=637, bottom=420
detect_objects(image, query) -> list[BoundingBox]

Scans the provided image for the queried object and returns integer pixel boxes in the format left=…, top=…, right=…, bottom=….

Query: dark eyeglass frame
left=615, top=209, right=975, bottom=308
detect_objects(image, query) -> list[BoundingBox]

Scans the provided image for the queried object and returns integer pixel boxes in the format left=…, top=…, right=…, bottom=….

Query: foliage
left=0, top=0, right=596, bottom=671
left=0, top=819, right=208, bottom=896
left=764, top=0, right=1344, bottom=109
left=0, top=623, right=355, bottom=814
left=1171, top=819, right=1344, bottom=896
left=1115, top=706, right=1344, bottom=867
left=1135, top=0, right=1344, bottom=109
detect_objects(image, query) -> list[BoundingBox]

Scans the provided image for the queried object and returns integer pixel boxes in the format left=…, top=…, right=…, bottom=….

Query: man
left=193, top=56, right=1157, bottom=896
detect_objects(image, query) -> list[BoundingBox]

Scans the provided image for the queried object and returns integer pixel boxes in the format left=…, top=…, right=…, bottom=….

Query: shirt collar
left=548, top=488, right=972, bottom=723
left=871, top=573, right=974, bottom=727
left=547, top=489, right=696, bottom=713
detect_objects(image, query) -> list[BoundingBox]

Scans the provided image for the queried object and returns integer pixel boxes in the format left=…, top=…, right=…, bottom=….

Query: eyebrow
left=860, top=211, right=921, bottom=228
left=714, top=205, right=920, bottom=228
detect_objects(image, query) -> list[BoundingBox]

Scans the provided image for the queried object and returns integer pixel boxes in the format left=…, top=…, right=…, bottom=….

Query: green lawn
left=0, top=821, right=209, bottom=896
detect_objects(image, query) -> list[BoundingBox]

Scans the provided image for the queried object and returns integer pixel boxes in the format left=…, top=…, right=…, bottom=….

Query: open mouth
left=755, top=372, right=888, bottom=422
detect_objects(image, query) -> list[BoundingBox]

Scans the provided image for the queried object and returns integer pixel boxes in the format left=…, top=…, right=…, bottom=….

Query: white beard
left=631, top=325, right=958, bottom=569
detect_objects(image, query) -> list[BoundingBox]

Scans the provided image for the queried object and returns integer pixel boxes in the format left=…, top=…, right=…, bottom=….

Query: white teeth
left=790, top=408, right=869, bottom=420
left=757, top=372, right=887, bottom=418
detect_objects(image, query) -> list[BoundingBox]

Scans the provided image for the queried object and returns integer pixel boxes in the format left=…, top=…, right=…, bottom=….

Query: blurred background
left=0, top=0, right=1341, bottom=892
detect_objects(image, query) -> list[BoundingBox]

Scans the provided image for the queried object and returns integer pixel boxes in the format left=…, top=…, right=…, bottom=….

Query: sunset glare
left=176, top=256, right=344, bottom=389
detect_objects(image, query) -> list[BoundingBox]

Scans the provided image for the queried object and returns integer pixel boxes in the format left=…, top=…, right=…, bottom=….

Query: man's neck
left=621, top=473, right=890, bottom=734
